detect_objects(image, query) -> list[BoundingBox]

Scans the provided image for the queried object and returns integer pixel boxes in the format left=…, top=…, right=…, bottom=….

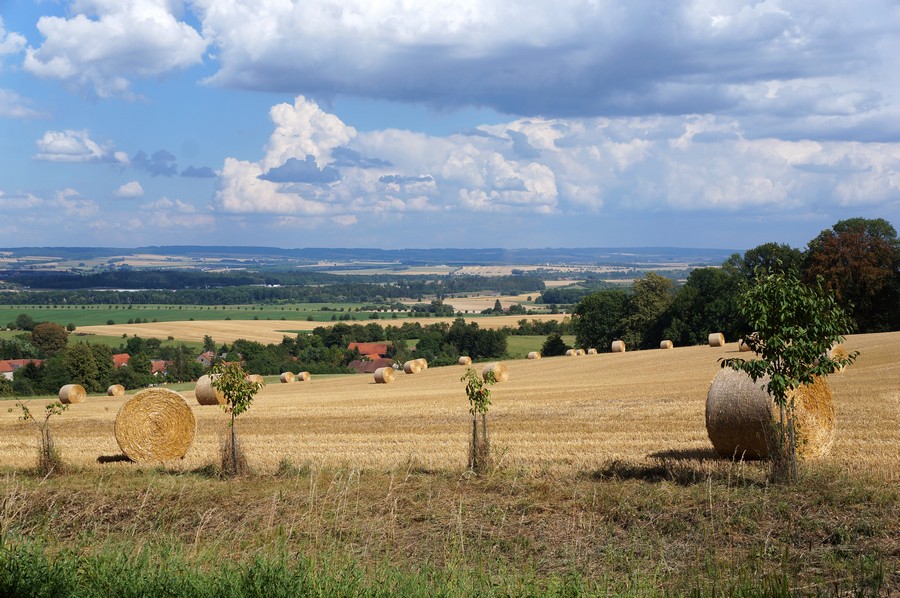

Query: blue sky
left=1, top=1, right=899, bottom=250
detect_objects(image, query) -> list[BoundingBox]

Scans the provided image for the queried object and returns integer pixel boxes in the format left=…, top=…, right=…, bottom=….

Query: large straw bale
left=587, top=348, right=598, bottom=355
left=659, top=340, right=673, bottom=350
left=115, top=388, right=196, bottom=463
left=482, top=362, right=509, bottom=383
left=107, top=384, right=126, bottom=397
left=825, top=344, right=849, bottom=372
left=195, top=374, right=224, bottom=406
left=245, top=374, right=266, bottom=386
left=527, top=351, right=541, bottom=360
left=611, top=340, right=626, bottom=353
left=297, top=371, right=311, bottom=382
left=565, top=349, right=577, bottom=357
left=575, top=348, right=585, bottom=356
left=403, top=360, right=424, bottom=374
left=416, top=358, right=428, bottom=370
left=59, top=384, right=86, bottom=404
left=708, top=332, right=726, bottom=347
left=738, top=338, right=753, bottom=352
left=280, top=372, right=295, bottom=383
left=705, top=369, right=835, bottom=460
left=458, top=356, right=472, bottom=366
left=374, top=367, right=395, bottom=384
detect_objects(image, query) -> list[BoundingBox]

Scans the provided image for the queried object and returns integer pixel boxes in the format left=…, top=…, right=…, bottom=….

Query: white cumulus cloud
left=34, top=129, right=128, bottom=163
left=113, top=181, right=144, bottom=198
left=24, top=0, right=206, bottom=98
left=214, top=96, right=900, bottom=228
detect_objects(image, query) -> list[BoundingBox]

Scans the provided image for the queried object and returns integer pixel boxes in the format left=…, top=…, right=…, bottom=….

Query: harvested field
left=1, top=332, right=898, bottom=479
left=76, top=314, right=568, bottom=345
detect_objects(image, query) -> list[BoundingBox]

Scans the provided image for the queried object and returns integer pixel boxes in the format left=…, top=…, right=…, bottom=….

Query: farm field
left=3, top=331, right=897, bottom=476
left=75, top=313, right=569, bottom=345
left=0, top=303, right=391, bottom=329
left=1, top=332, right=897, bottom=594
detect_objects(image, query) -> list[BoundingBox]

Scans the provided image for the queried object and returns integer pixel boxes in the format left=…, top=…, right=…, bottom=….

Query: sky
left=1, top=1, right=899, bottom=251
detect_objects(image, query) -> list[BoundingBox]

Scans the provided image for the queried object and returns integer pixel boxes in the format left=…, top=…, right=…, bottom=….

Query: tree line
left=569, top=218, right=900, bottom=351
left=0, top=272, right=545, bottom=306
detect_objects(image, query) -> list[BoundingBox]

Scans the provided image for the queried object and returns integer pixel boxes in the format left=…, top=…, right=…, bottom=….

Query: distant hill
left=0, top=245, right=736, bottom=267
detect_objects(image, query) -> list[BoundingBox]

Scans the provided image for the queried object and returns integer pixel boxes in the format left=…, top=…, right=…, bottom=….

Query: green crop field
left=0, top=303, right=394, bottom=329
left=505, top=335, right=575, bottom=358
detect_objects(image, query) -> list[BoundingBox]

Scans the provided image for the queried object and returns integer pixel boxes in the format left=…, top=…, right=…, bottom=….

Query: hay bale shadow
left=649, top=448, right=720, bottom=461
left=97, top=454, right=134, bottom=464
left=588, top=454, right=767, bottom=487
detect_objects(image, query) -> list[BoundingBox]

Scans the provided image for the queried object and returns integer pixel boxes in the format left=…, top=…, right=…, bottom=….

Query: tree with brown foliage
left=804, top=218, right=899, bottom=332
left=30, top=322, right=69, bottom=357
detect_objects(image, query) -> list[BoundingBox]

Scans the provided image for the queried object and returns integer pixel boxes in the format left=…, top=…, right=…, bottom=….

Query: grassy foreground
left=1, top=462, right=895, bottom=596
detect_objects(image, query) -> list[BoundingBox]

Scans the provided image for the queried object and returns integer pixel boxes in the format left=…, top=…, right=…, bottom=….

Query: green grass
left=0, top=463, right=893, bottom=595
left=505, top=335, right=575, bottom=358
left=0, top=304, right=389, bottom=329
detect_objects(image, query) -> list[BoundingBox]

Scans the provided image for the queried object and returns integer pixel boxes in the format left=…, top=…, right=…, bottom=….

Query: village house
left=0, top=359, right=44, bottom=381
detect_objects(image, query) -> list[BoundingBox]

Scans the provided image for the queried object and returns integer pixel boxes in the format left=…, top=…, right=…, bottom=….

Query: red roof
left=347, top=342, right=389, bottom=356
left=0, top=359, right=43, bottom=372
left=150, top=360, right=171, bottom=375
left=112, top=353, right=131, bottom=368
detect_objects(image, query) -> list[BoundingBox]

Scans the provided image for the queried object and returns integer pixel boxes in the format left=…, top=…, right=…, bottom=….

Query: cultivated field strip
left=2, top=332, right=898, bottom=477
left=75, top=313, right=567, bottom=345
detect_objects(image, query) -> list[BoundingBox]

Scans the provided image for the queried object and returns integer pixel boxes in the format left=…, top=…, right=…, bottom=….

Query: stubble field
left=3, top=331, right=897, bottom=477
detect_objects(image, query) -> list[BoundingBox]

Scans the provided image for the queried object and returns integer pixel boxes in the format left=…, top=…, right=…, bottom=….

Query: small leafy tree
left=461, top=368, right=496, bottom=473
left=721, top=269, right=858, bottom=482
left=211, top=361, right=262, bottom=476
left=17, top=400, right=68, bottom=475
left=541, top=332, right=570, bottom=357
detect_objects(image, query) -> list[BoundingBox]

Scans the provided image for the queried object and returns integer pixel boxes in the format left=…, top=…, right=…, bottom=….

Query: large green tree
left=662, top=267, right=745, bottom=346
left=572, top=290, right=629, bottom=351
left=804, top=217, right=899, bottom=332
left=64, top=343, right=101, bottom=392
left=623, top=273, right=673, bottom=349
left=724, top=242, right=804, bottom=281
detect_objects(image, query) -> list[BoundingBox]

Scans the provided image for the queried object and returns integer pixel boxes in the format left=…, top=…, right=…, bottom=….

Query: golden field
left=75, top=313, right=568, bottom=345
left=2, top=331, right=898, bottom=478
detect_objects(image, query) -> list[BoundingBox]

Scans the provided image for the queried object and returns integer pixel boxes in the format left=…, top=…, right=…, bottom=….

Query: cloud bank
left=213, top=96, right=900, bottom=226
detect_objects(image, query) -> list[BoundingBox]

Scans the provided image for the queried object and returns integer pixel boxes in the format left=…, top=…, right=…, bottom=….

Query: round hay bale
left=611, top=340, right=626, bottom=353
left=587, top=348, right=598, bottom=355
left=59, top=384, right=86, bottom=404
left=374, top=367, right=395, bottom=384
left=280, top=371, right=295, bottom=383
left=565, top=349, right=577, bottom=357
left=527, top=351, right=541, bottom=360
left=245, top=374, right=266, bottom=386
left=482, top=362, right=509, bottom=383
left=107, top=384, right=126, bottom=397
left=659, top=340, right=674, bottom=350
left=575, top=348, right=585, bottom=356
left=738, top=338, right=753, bottom=352
left=297, top=371, right=311, bottom=382
left=416, top=358, right=428, bottom=370
left=458, top=356, right=472, bottom=366
left=705, top=369, right=835, bottom=460
left=708, top=332, right=725, bottom=347
left=403, top=360, right=423, bottom=374
left=114, top=388, right=196, bottom=463
left=195, top=374, right=224, bottom=406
